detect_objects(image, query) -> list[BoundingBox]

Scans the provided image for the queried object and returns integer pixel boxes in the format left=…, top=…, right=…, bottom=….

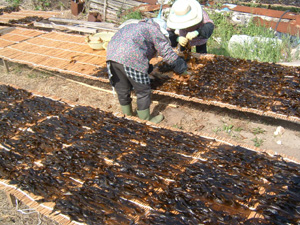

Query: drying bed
left=0, top=27, right=45, bottom=49
left=151, top=54, right=300, bottom=124
left=0, top=9, right=60, bottom=24
left=0, top=30, right=108, bottom=81
left=0, top=28, right=299, bottom=124
left=0, top=83, right=300, bottom=225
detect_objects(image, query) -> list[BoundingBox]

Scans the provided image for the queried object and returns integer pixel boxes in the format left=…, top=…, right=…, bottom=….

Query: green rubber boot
left=121, top=104, right=133, bottom=116
left=137, top=108, right=164, bottom=124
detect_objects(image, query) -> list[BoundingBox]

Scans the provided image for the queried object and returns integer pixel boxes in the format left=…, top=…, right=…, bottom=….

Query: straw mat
left=0, top=9, right=61, bottom=24
left=0, top=30, right=108, bottom=81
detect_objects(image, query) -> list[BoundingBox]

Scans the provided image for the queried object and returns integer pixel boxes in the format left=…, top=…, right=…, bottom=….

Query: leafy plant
left=234, top=127, right=243, bottom=132
left=252, top=127, right=266, bottom=135
left=223, top=124, right=233, bottom=133
left=32, top=0, right=51, bottom=10
left=252, top=137, right=264, bottom=147
left=212, top=127, right=221, bottom=134
left=173, top=124, right=183, bottom=130
left=5, top=0, right=21, bottom=7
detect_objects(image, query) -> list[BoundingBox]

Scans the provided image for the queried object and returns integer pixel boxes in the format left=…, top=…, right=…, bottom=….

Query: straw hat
left=167, top=0, right=203, bottom=29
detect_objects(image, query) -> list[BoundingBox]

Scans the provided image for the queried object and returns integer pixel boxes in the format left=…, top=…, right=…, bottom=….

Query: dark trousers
left=180, top=43, right=207, bottom=54
left=109, top=61, right=151, bottom=110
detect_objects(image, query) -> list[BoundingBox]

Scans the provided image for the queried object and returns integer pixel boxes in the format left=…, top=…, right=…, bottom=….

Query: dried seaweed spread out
left=0, top=84, right=300, bottom=225
left=8, top=16, right=45, bottom=24
left=152, top=55, right=300, bottom=118
left=0, top=6, right=20, bottom=15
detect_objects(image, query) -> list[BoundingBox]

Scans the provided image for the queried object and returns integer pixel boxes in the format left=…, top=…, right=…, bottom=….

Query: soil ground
left=0, top=0, right=299, bottom=224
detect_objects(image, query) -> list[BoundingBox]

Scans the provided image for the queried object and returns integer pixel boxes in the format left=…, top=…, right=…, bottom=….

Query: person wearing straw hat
left=167, top=0, right=214, bottom=54
left=106, top=18, right=187, bottom=124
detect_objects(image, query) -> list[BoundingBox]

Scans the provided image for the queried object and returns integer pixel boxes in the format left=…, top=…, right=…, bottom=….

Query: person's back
left=107, top=19, right=178, bottom=74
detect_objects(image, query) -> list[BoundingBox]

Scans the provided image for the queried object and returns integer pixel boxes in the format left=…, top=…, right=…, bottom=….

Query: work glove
left=171, top=57, right=188, bottom=75
left=167, top=30, right=179, bottom=47
left=186, top=31, right=199, bottom=40
left=148, top=63, right=154, bottom=74
left=178, top=36, right=188, bottom=47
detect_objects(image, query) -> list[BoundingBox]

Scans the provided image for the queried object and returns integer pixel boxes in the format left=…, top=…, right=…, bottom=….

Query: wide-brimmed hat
left=167, top=0, right=203, bottom=29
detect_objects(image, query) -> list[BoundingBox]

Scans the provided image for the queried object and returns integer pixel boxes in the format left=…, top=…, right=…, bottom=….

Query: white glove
left=186, top=31, right=199, bottom=40
left=178, top=36, right=188, bottom=47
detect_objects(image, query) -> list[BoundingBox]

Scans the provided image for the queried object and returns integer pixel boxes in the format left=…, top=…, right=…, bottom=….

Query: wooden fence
left=88, top=0, right=148, bottom=23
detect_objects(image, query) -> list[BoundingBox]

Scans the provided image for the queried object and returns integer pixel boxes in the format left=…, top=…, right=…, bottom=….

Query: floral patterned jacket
left=106, top=19, right=178, bottom=74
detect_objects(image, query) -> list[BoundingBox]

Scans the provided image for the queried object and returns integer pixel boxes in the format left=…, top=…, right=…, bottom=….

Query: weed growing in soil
left=252, top=127, right=266, bottom=135
left=252, top=137, right=264, bottom=147
left=119, top=9, right=143, bottom=23
left=5, top=0, right=20, bottom=7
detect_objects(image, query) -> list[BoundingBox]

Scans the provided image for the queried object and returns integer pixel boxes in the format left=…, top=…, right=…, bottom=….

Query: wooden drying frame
left=152, top=89, right=300, bottom=124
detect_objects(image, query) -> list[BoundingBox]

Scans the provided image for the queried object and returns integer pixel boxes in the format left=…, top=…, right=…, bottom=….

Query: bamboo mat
left=0, top=27, right=45, bottom=49
left=153, top=89, right=300, bottom=124
left=0, top=179, right=83, bottom=225
left=0, top=30, right=108, bottom=81
left=0, top=9, right=61, bottom=24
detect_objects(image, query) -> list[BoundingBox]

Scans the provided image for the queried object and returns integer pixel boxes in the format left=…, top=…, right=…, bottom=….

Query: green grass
left=34, top=0, right=51, bottom=11
left=207, top=9, right=296, bottom=63
left=120, top=10, right=143, bottom=23
left=5, top=0, right=21, bottom=7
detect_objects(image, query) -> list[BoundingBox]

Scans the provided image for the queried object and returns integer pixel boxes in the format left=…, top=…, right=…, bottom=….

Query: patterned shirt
left=106, top=19, right=178, bottom=75
left=179, top=9, right=214, bottom=46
